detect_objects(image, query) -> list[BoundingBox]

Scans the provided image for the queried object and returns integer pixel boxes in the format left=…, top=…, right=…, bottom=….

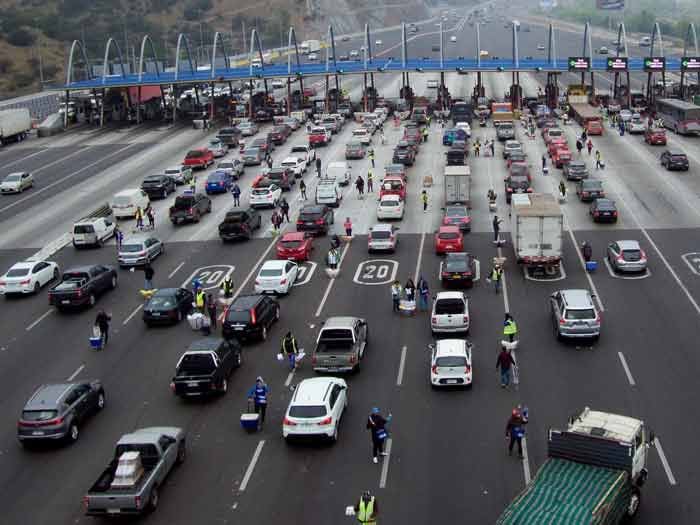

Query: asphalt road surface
left=0, top=4, right=698, bottom=524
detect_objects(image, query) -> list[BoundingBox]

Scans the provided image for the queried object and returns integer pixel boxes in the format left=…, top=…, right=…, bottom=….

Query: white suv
left=431, top=291, right=470, bottom=334
left=429, top=339, right=473, bottom=388
left=283, top=377, right=347, bottom=442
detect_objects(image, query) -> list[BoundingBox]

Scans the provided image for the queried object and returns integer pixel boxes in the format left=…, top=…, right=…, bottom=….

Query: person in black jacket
left=95, top=310, right=111, bottom=347
left=367, top=408, right=392, bottom=464
left=143, top=263, right=155, bottom=290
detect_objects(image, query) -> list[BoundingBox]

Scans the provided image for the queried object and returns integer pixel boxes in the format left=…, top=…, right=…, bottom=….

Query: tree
left=6, top=28, right=36, bottom=47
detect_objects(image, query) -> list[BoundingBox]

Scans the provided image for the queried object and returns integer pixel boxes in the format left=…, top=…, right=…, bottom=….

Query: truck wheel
left=261, top=326, right=268, bottom=341
left=148, top=486, right=159, bottom=511
left=176, top=441, right=187, bottom=464
left=110, top=276, right=117, bottom=289
left=626, top=488, right=641, bottom=517
left=97, top=391, right=106, bottom=410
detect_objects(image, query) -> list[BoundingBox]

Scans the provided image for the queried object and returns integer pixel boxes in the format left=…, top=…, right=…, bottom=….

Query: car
left=325, top=161, right=352, bottom=186
left=264, top=167, right=295, bottom=191
left=563, top=160, right=589, bottom=181
left=543, top=127, right=564, bottom=144
left=117, top=234, right=163, bottom=267
left=143, top=287, right=194, bottom=325
left=219, top=208, right=262, bottom=241
left=439, top=252, right=477, bottom=287
left=280, top=156, right=307, bottom=178
left=660, top=149, right=689, bottom=171
left=276, top=232, right=313, bottom=261
left=605, top=239, right=648, bottom=274
left=249, top=183, right=282, bottom=209
left=164, top=165, right=193, bottom=185
left=441, top=205, right=471, bottom=232
left=349, top=49, right=359, bottom=57
left=619, top=109, right=633, bottom=122
left=455, top=121, right=472, bottom=138
left=508, top=161, right=532, bottom=182
left=183, top=148, right=214, bottom=169
left=504, top=174, right=532, bottom=203
left=442, top=128, right=468, bottom=146
left=169, top=193, right=212, bottom=224
left=392, top=141, right=416, bottom=165
left=296, top=204, right=334, bottom=235
left=377, top=194, right=405, bottom=220
left=0, top=260, right=59, bottom=295
left=254, top=260, right=299, bottom=295
left=384, top=163, right=407, bottom=180
left=283, top=377, right=347, bottom=442
left=281, top=116, right=301, bottom=131
left=429, top=339, right=473, bottom=388
left=237, top=121, right=258, bottom=136
left=216, top=127, right=240, bottom=147
left=242, top=147, right=264, bottom=166
left=552, top=146, right=572, bottom=168
left=208, top=138, right=227, bottom=157
left=550, top=289, right=601, bottom=341
left=644, top=127, right=667, bottom=145
left=205, top=170, right=234, bottom=194
left=627, top=115, right=646, bottom=134
left=309, top=126, right=332, bottom=147
left=496, top=122, right=516, bottom=141
left=72, top=216, right=116, bottom=249
left=547, top=137, right=568, bottom=157
left=450, top=35, right=457, bottom=43
left=291, top=144, right=316, bottom=164
left=379, top=176, right=407, bottom=201
left=171, top=338, right=242, bottom=397
left=270, top=79, right=285, bottom=90
left=0, top=171, right=33, bottom=194
left=503, top=140, right=523, bottom=159
left=590, top=198, right=618, bottom=223
left=598, top=46, right=609, bottom=54
left=446, top=146, right=468, bottom=165
left=17, top=381, right=105, bottom=445
left=216, top=159, right=244, bottom=179
left=318, top=116, right=340, bottom=134
left=111, top=189, right=151, bottom=221
left=345, top=140, right=366, bottom=159
left=367, top=223, right=398, bottom=253
left=506, top=152, right=528, bottom=169
left=479, top=49, right=489, bottom=57
left=435, top=225, right=464, bottom=255
left=431, top=291, right=469, bottom=334
left=576, top=179, right=605, bottom=202
left=48, top=265, right=117, bottom=310
left=222, top=294, right=280, bottom=342
left=351, top=128, right=372, bottom=146
left=251, top=136, right=274, bottom=154
left=308, top=53, right=318, bottom=61
left=269, top=125, right=291, bottom=145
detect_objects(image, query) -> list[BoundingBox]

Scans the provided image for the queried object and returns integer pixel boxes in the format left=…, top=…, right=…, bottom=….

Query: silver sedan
left=607, top=240, right=648, bottom=273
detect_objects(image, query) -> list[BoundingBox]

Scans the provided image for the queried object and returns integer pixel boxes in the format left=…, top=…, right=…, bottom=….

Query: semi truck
left=444, top=166, right=471, bottom=206
left=491, top=102, right=514, bottom=123
left=300, top=40, right=321, bottom=54
left=497, top=407, right=651, bottom=524
left=511, top=193, right=563, bottom=269
left=0, top=108, right=31, bottom=144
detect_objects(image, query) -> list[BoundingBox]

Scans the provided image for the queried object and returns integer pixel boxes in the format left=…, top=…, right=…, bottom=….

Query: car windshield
left=596, top=201, right=615, bottom=210
left=569, top=164, right=585, bottom=172
left=148, top=296, right=176, bottom=309
left=6, top=268, right=29, bottom=277
left=186, top=150, right=204, bottom=158
left=4, top=174, right=22, bottom=181
left=446, top=208, right=467, bottom=217
left=380, top=199, right=400, bottom=207
left=219, top=163, right=233, bottom=169
left=22, top=410, right=58, bottom=421
left=74, top=225, right=95, bottom=234
left=445, top=258, right=469, bottom=272
left=435, top=298, right=465, bottom=314
left=439, top=232, right=459, bottom=240
left=174, top=197, right=195, bottom=209
left=289, top=405, right=327, bottom=418
left=259, top=268, right=283, bottom=277
left=509, top=176, right=529, bottom=188
left=208, top=173, right=226, bottom=182
left=671, top=155, right=687, bottom=160
left=564, top=308, right=595, bottom=320
left=226, top=309, right=251, bottom=323
left=280, top=240, right=302, bottom=249
left=548, top=130, right=562, bottom=137
left=243, top=149, right=259, bottom=156
left=178, top=354, right=216, bottom=375
left=436, top=356, right=467, bottom=367
left=370, top=230, right=391, bottom=239
left=299, top=212, right=321, bottom=221
left=291, top=147, right=306, bottom=153
left=353, top=130, right=367, bottom=136
left=120, top=243, right=144, bottom=253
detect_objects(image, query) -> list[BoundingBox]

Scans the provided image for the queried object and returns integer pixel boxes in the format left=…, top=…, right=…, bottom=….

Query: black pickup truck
left=218, top=209, right=262, bottom=241
left=48, top=265, right=117, bottom=310
left=169, top=193, right=212, bottom=225
left=171, top=338, right=243, bottom=397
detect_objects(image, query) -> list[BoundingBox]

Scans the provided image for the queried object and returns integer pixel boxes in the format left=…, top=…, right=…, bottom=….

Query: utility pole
left=123, top=21, right=129, bottom=72
left=37, top=44, right=45, bottom=85
left=200, top=22, right=205, bottom=64
left=242, top=20, right=247, bottom=52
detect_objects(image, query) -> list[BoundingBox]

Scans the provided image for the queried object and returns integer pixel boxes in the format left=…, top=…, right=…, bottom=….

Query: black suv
left=169, top=193, right=212, bottom=224
left=392, top=141, right=416, bottom=165
left=141, top=175, right=176, bottom=199
left=296, top=204, right=334, bottom=235
left=222, top=294, right=280, bottom=342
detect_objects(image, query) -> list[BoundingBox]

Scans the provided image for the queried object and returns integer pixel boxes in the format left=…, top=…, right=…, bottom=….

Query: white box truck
left=511, top=193, right=563, bottom=268
left=444, top=166, right=470, bottom=206
left=0, top=108, right=31, bottom=144
left=300, top=40, right=321, bottom=54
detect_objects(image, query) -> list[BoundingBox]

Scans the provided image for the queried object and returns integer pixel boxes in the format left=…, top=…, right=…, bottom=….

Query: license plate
left=187, top=382, right=198, bottom=387
left=234, top=326, right=244, bottom=331
left=602, top=212, right=610, bottom=216
left=32, top=430, right=44, bottom=436
left=61, top=300, right=70, bottom=305
left=107, top=509, right=121, bottom=514
left=446, top=379, right=458, bottom=384
left=452, top=274, right=461, bottom=279
left=151, top=312, right=160, bottom=316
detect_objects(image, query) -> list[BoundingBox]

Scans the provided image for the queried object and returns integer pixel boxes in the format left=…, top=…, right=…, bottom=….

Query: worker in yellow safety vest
left=195, top=289, right=206, bottom=312
left=354, top=491, right=378, bottom=523
left=503, top=313, right=518, bottom=342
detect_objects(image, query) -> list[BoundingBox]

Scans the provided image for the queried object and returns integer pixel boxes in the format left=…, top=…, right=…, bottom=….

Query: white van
left=73, top=216, right=116, bottom=248
left=316, top=180, right=342, bottom=207
left=111, top=189, right=150, bottom=219
left=325, top=161, right=352, bottom=186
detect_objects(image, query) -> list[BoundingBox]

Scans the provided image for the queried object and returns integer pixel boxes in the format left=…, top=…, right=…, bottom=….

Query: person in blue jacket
left=247, top=377, right=270, bottom=430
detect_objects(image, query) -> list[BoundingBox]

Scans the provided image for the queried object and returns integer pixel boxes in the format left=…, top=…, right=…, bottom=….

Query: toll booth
left=363, top=86, right=379, bottom=112
left=399, top=86, right=414, bottom=109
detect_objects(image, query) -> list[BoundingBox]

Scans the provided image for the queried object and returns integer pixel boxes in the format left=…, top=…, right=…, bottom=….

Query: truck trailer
left=511, top=193, right=563, bottom=269
left=0, top=108, right=31, bottom=144
left=444, top=165, right=471, bottom=206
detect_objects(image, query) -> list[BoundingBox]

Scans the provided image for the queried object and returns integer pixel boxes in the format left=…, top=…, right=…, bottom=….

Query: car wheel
left=176, top=441, right=187, bottom=464
left=330, top=425, right=339, bottom=443
left=177, top=309, right=182, bottom=322
left=261, top=326, right=268, bottom=341
left=148, top=486, right=159, bottom=512
left=220, top=378, right=228, bottom=393
left=111, top=276, right=117, bottom=289
left=89, top=294, right=96, bottom=307
left=194, top=212, right=201, bottom=223
left=33, top=282, right=40, bottom=294
left=53, top=268, right=59, bottom=281
left=97, top=391, right=106, bottom=410
left=162, top=189, right=167, bottom=199
left=160, top=244, right=165, bottom=256
left=236, top=351, right=242, bottom=367
left=68, top=423, right=79, bottom=443
left=207, top=203, right=212, bottom=213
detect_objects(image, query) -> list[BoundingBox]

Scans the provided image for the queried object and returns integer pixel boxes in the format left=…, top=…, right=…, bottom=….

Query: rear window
left=622, top=250, right=642, bottom=261
left=120, top=243, right=144, bottom=253
left=445, top=259, right=469, bottom=272
left=320, top=329, right=353, bottom=339
left=435, top=298, right=465, bottom=315
left=671, top=155, right=687, bottom=160
left=178, top=354, right=216, bottom=375
left=74, top=225, right=95, bottom=234
left=299, top=212, right=320, bottom=221
left=280, top=240, right=302, bottom=249
left=446, top=208, right=467, bottom=217
left=548, top=129, right=562, bottom=137
left=564, top=308, right=595, bottom=320
left=380, top=200, right=400, bottom=207
left=436, top=356, right=467, bottom=367
left=243, top=149, right=259, bottom=156
left=370, top=230, right=391, bottom=239
left=174, top=197, right=195, bottom=209
left=4, top=174, right=20, bottom=181
left=583, top=181, right=602, bottom=190
left=252, top=188, right=271, bottom=196
left=6, top=268, right=29, bottom=277
left=148, top=296, right=176, bottom=308
left=22, top=410, right=57, bottom=421
left=259, top=268, right=283, bottom=277
left=439, top=232, right=459, bottom=240
left=227, top=309, right=251, bottom=323
left=186, top=150, right=204, bottom=158
left=289, top=405, right=327, bottom=418
left=112, top=196, right=132, bottom=206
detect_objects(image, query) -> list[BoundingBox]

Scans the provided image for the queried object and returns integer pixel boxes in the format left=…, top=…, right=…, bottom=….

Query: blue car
left=206, top=170, right=233, bottom=194
left=442, top=128, right=468, bottom=146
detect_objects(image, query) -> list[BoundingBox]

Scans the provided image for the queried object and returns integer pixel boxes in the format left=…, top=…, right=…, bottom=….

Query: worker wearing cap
left=503, top=313, right=518, bottom=342
left=354, top=490, right=378, bottom=523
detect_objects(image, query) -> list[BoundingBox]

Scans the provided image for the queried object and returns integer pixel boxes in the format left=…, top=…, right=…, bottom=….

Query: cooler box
left=89, top=336, right=103, bottom=350
left=585, top=261, right=597, bottom=272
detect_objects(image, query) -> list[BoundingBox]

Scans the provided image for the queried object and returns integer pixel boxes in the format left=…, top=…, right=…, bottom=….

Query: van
left=111, top=189, right=150, bottom=219
left=73, top=213, right=116, bottom=248
left=316, top=181, right=342, bottom=207
left=324, top=161, right=352, bottom=186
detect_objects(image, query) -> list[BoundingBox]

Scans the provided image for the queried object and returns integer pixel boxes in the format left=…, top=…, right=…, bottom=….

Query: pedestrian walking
left=595, top=150, right=603, bottom=170
left=576, top=139, right=583, bottom=156
left=422, top=126, right=429, bottom=143
left=145, top=205, right=155, bottom=229
left=142, top=262, right=155, bottom=290
left=94, top=310, right=112, bottom=348
left=231, top=183, right=241, bottom=206
left=356, top=175, right=365, bottom=197
left=299, top=179, right=307, bottom=200
left=114, top=226, right=123, bottom=249
left=404, top=278, right=416, bottom=302
left=380, top=130, right=386, bottom=144
left=189, top=173, right=196, bottom=193
left=490, top=264, right=503, bottom=294
left=281, top=331, right=299, bottom=371
left=559, top=180, right=567, bottom=199
left=503, top=313, right=518, bottom=342
left=489, top=139, right=495, bottom=157
left=391, top=280, right=402, bottom=312
left=368, top=149, right=375, bottom=168
left=541, top=154, right=547, bottom=170
left=135, top=206, right=144, bottom=230
left=586, top=139, right=593, bottom=155
left=271, top=210, right=283, bottom=232
left=279, top=197, right=290, bottom=222
left=367, top=169, right=374, bottom=192
left=581, top=241, right=593, bottom=262
left=247, top=377, right=270, bottom=430
left=474, top=140, right=481, bottom=157
left=417, top=276, right=430, bottom=311
left=354, top=491, right=379, bottom=524
left=326, top=247, right=340, bottom=270
left=581, top=129, right=588, bottom=142
left=344, top=217, right=353, bottom=237
left=367, top=407, right=392, bottom=463
left=207, top=294, right=217, bottom=330
left=496, top=345, right=516, bottom=388
left=266, top=156, right=273, bottom=169
left=506, top=407, right=527, bottom=458
left=195, top=287, right=206, bottom=313
left=421, top=190, right=428, bottom=212
left=493, top=215, right=502, bottom=243
left=316, top=156, right=322, bottom=177
left=220, top=276, right=234, bottom=298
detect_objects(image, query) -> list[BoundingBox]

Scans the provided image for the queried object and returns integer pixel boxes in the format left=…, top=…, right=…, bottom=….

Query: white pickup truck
left=280, top=156, right=308, bottom=178
left=290, top=144, right=316, bottom=165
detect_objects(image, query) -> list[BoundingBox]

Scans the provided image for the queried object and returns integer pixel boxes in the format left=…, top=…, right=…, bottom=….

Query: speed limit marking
left=182, top=265, right=235, bottom=291
left=353, top=260, right=399, bottom=286
left=682, top=253, right=700, bottom=276
left=293, top=261, right=317, bottom=287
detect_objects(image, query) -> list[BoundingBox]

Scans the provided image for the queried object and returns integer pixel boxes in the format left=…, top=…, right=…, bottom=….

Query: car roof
left=281, top=232, right=306, bottom=241
left=260, top=259, right=290, bottom=270
left=143, top=174, right=165, bottom=180
left=152, top=287, right=181, bottom=297
left=6, top=171, right=29, bottom=177
left=582, top=179, right=602, bottom=186
left=301, top=204, right=325, bottom=213
left=435, top=291, right=465, bottom=300
left=292, top=377, right=342, bottom=405
left=560, top=289, right=593, bottom=307
left=435, top=339, right=468, bottom=356
left=595, top=198, right=615, bottom=206
left=380, top=194, right=401, bottom=201
left=8, top=261, right=38, bottom=270
left=615, top=240, right=641, bottom=250
left=187, top=338, right=226, bottom=352
left=231, top=294, right=264, bottom=309
left=122, top=234, right=152, bottom=243
left=446, top=252, right=470, bottom=260
left=668, top=150, right=686, bottom=155
left=438, top=225, right=460, bottom=233
left=370, top=223, right=394, bottom=232
left=25, top=383, right=74, bottom=409
left=322, top=316, right=360, bottom=329
left=569, top=160, right=586, bottom=167
left=114, top=188, right=143, bottom=196
left=281, top=157, right=300, bottom=163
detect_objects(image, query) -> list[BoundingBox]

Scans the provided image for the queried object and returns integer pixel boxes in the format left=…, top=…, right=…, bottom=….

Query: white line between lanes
left=239, top=440, right=265, bottom=492
left=396, top=346, right=407, bottom=386
left=379, top=438, right=393, bottom=489
left=123, top=304, right=143, bottom=325
left=654, top=438, right=677, bottom=486
left=25, top=309, right=53, bottom=331
left=521, top=436, right=532, bottom=484
left=314, top=241, right=351, bottom=318
left=168, top=262, right=185, bottom=279
left=413, top=231, right=426, bottom=283
left=67, top=364, right=85, bottom=381
left=617, top=351, right=636, bottom=386
left=0, top=148, right=51, bottom=170
left=284, top=369, right=295, bottom=387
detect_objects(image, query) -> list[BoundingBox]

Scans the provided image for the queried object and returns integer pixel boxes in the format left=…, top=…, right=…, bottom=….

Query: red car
left=379, top=176, right=407, bottom=201
left=547, top=137, right=568, bottom=157
left=553, top=146, right=572, bottom=168
left=585, top=119, right=604, bottom=136
left=435, top=226, right=464, bottom=255
left=276, top=232, right=314, bottom=261
left=644, top=127, right=667, bottom=145
left=183, top=148, right=214, bottom=169
left=442, top=205, right=471, bottom=232
left=309, top=127, right=331, bottom=147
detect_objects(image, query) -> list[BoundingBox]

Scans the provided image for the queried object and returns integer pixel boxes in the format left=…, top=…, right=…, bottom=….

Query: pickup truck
left=171, top=338, right=242, bottom=397
left=311, top=316, right=369, bottom=373
left=83, top=427, right=186, bottom=516
left=280, top=156, right=308, bottom=178
left=309, top=126, right=331, bottom=147
left=169, top=193, right=212, bottom=225
left=219, top=208, right=262, bottom=241
left=48, top=265, right=117, bottom=310
left=290, top=144, right=316, bottom=164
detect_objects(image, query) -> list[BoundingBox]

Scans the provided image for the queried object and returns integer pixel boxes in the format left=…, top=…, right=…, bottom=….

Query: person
left=326, top=247, right=339, bottom=270
left=490, top=264, right=503, bottom=294
left=581, top=129, right=587, bottom=142
left=493, top=215, right=502, bottom=243
left=582, top=241, right=593, bottom=262
left=299, top=179, right=307, bottom=200
left=145, top=205, right=154, bottom=229
left=391, top=280, right=402, bottom=312
left=195, top=287, right=206, bottom=312
left=421, top=190, right=428, bottom=212
left=190, top=173, right=196, bottom=193
left=619, top=121, right=625, bottom=136
left=587, top=139, right=593, bottom=155
left=595, top=149, right=603, bottom=170
left=247, top=377, right=270, bottom=430
left=356, top=175, right=365, bottom=197
left=506, top=408, right=527, bottom=458
left=367, top=169, right=374, bottom=193
left=330, top=234, right=341, bottom=250
left=135, top=206, right=144, bottom=230
left=220, top=275, right=234, bottom=298
left=380, top=130, right=386, bottom=145
left=281, top=331, right=299, bottom=371
left=422, top=126, right=429, bottom=143
left=316, top=156, right=322, bottom=177
left=417, top=276, right=430, bottom=311
left=279, top=197, right=290, bottom=222
left=94, top=310, right=111, bottom=347
left=344, top=217, right=353, bottom=237
left=207, top=294, right=217, bottom=330
left=489, top=139, right=495, bottom=157
left=559, top=180, right=566, bottom=199
left=354, top=490, right=378, bottom=524
left=487, top=189, right=497, bottom=205
left=474, top=140, right=481, bottom=157
left=231, top=183, right=241, bottom=206
left=503, top=313, right=518, bottom=342
left=368, top=149, right=375, bottom=168
left=541, top=154, right=547, bottom=170
left=266, top=156, right=273, bottom=169
left=367, top=407, right=392, bottom=463
left=114, top=226, right=123, bottom=249
left=143, top=262, right=155, bottom=290
left=496, top=345, right=516, bottom=388
left=404, top=278, right=416, bottom=302
left=576, top=139, right=583, bottom=156
left=271, top=210, right=282, bottom=232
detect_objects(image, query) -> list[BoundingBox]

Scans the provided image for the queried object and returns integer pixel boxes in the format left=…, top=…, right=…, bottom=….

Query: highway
left=1, top=4, right=699, bottom=523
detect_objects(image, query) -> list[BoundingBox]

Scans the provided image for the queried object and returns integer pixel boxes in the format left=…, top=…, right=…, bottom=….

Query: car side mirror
left=427, top=344, right=435, bottom=351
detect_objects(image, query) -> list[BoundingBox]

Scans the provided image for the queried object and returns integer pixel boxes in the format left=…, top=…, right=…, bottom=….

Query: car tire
left=89, top=294, right=96, bottom=307
left=177, top=309, right=183, bottom=322
left=220, top=378, right=228, bottom=394
left=194, top=212, right=201, bottom=223
left=176, top=440, right=187, bottom=464
left=97, top=391, right=106, bottom=410
left=110, top=276, right=117, bottom=289
left=68, top=423, right=79, bottom=443
left=53, top=268, right=59, bottom=281
left=261, top=326, right=268, bottom=341
left=330, top=426, right=339, bottom=443
left=33, top=282, right=40, bottom=294
left=148, top=486, right=159, bottom=512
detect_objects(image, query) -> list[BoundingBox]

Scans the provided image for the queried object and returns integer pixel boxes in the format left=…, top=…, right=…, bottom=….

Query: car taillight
left=465, top=365, right=471, bottom=374
left=431, top=316, right=437, bottom=324
left=280, top=278, right=287, bottom=285
left=0, top=280, right=5, bottom=285
left=255, top=279, right=260, bottom=285
left=616, top=253, right=625, bottom=262
left=559, top=318, right=567, bottom=325
left=582, top=191, right=589, bottom=196
left=612, top=211, right=618, bottom=216
left=600, top=192, right=606, bottom=197
left=463, top=315, right=469, bottom=323
left=349, top=354, right=356, bottom=364
left=283, top=417, right=297, bottom=426
left=527, top=188, right=533, bottom=193
left=250, top=308, right=257, bottom=325
left=506, top=187, right=513, bottom=193
left=311, top=355, right=317, bottom=364
left=76, top=289, right=82, bottom=297
left=318, top=417, right=333, bottom=426
left=315, top=219, right=325, bottom=224
left=83, top=496, right=89, bottom=511
left=595, top=311, right=602, bottom=323
left=431, top=365, right=438, bottom=374
left=594, top=211, right=600, bottom=217
left=135, top=495, right=142, bottom=509
left=640, top=250, right=647, bottom=260
left=170, top=382, right=175, bottom=391
left=20, top=279, right=30, bottom=285
left=189, top=208, right=194, bottom=214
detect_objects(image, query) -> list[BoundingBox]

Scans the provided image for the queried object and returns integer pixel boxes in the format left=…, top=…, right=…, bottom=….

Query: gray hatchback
left=17, top=381, right=105, bottom=445
left=550, top=289, right=601, bottom=341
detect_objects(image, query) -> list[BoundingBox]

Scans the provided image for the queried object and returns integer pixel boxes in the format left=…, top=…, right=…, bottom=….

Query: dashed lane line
left=314, top=241, right=352, bottom=318
left=67, top=364, right=85, bottom=381
left=238, top=440, right=265, bottom=492
left=379, top=438, right=393, bottom=489
left=0, top=148, right=52, bottom=170
left=123, top=304, right=143, bottom=325
left=25, top=309, right=53, bottom=331
left=168, top=261, right=185, bottom=279
left=396, top=346, right=407, bottom=386
left=654, top=438, right=677, bottom=486
left=521, top=437, right=532, bottom=484
left=617, top=351, right=636, bottom=386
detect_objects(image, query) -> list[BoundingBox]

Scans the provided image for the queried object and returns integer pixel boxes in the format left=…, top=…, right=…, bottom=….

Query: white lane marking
left=603, top=257, right=651, bottom=280
left=239, top=440, right=265, bottom=492
left=352, top=259, right=399, bottom=286
left=123, top=304, right=143, bottom=325
left=522, top=262, right=568, bottom=282
left=0, top=144, right=137, bottom=214
left=0, top=148, right=51, bottom=170
left=168, top=261, right=185, bottom=279
left=67, top=364, right=85, bottom=381
left=181, top=265, right=235, bottom=291
left=25, top=309, right=53, bottom=331
left=521, top=436, right=532, bottom=484
left=654, top=438, right=677, bottom=486
left=566, top=226, right=605, bottom=312
left=681, top=253, right=700, bottom=276
left=315, top=241, right=351, bottom=317
left=231, top=235, right=280, bottom=301
left=284, top=369, right=295, bottom=387
left=396, top=346, right=407, bottom=386
left=617, top=351, right=636, bottom=386
left=379, top=438, right=393, bottom=489
left=413, top=231, right=426, bottom=283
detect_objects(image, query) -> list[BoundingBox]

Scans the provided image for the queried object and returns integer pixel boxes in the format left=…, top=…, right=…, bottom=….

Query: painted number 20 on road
left=182, top=265, right=235, bottom=291
left=353, top=260, right=399, bottom=285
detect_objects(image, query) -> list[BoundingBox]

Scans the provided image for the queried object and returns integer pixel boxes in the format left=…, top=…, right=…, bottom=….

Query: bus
left=655, top=98, right=700, bottom=135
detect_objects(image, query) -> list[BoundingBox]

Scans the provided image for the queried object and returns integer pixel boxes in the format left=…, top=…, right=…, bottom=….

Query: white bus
left=655, top=98, right=700, bottom=135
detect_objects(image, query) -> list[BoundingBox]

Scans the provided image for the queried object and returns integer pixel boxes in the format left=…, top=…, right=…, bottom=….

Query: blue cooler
left=89, top=336, right=103, bottom=350
left=585, top=261, right=597, bottom=272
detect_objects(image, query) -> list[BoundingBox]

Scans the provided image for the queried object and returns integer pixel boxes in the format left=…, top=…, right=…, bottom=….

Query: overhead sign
left=568, top=57, right=590, bottom=71
left=606, top=57, right=628, bottom=71
left=597, top=0, right=624, bottom=9
left=643, top=57, right=665, bottom=72
left=681, top=57, right=700, bottom=72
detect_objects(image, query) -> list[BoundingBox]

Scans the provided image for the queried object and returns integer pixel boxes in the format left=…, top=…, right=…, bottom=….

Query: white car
left=164, top=166, right=193, bottom=185
left=216, top=159, right=243, bottom=178
left=208, top=139, right=227, bottom=157
left=238, top=122, right=258, bottom=136
left=0, top=260, right=59, bottom=295
left=283, top=377, right=347, bottom=442
left=537, top=43, right=545, bottom=51
left=291, top=144, right=316, bottom=163
left=349, top=50, right=359, bottom=58
left=455, top=121, right=472, bottom=138
left=450, top=35, right=457, bottom=43
left=627, top=115, right=646, bottom=134
left=377, top=194, right=405, bottom=220
left=254, top=259, right=298, bottom=295
left=429, top=339, right=473, bottom=388
left=341, top=35, right=350, bottom=42
left=619, top=109, right=633, bottom=122
left=1, top=171, right=33, bottom=194
left=308, top=53, right=318, bottom=61
left=271, top=79, right=285, bottom=90
left=352, top=128, right=372, bottom=145
left=249, top=184, right=282, bottom=209
left=375, top=39, right=383, bottom=46
left=427, top=79, right=439, bottom=89
left=367, top=223, right=398, bottom=253
left=431, top=291, right=470, bottom=334
left=479, top=50, right=489, bottom=57
left=280, top=156, right=307, bottom=178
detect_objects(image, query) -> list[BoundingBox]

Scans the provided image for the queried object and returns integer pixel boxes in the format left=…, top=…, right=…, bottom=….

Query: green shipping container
left=497, top=458, right=632, bottom=525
